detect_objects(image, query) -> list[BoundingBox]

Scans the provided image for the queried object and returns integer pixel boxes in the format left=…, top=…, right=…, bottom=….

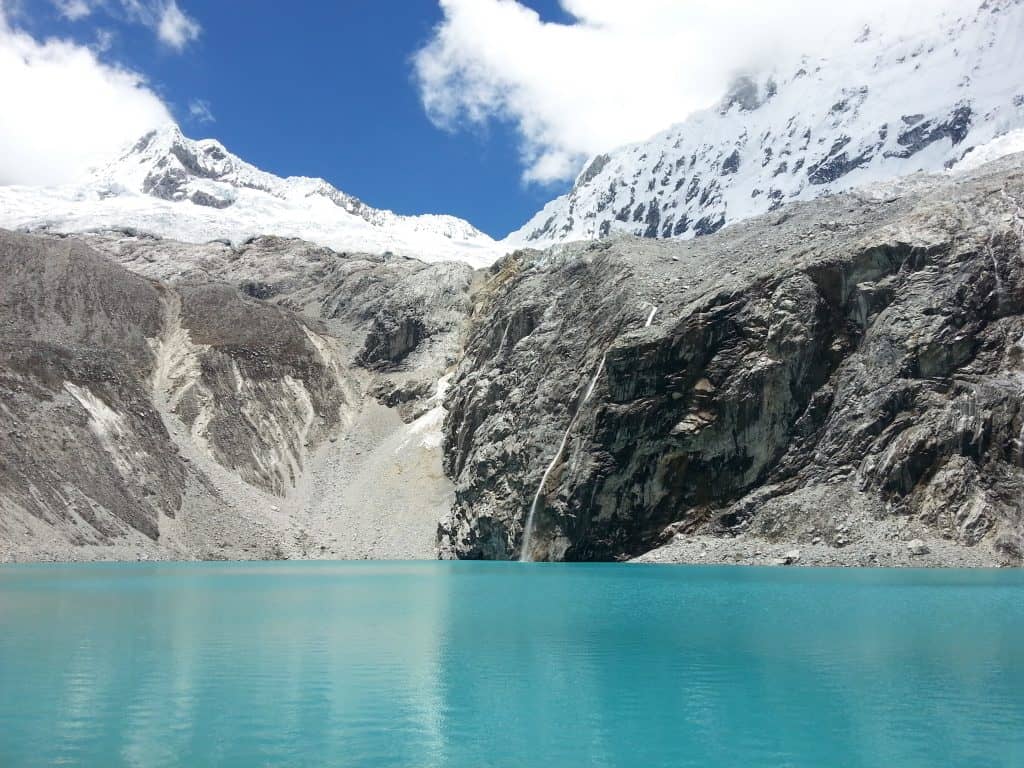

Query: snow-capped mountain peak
left=506, top=0, right=1024, bottom=248
left=0, top=124, right=500, bottom=266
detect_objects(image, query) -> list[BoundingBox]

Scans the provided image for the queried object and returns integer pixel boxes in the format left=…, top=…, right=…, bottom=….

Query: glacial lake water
left=0, top=562, right=1022, bottom=768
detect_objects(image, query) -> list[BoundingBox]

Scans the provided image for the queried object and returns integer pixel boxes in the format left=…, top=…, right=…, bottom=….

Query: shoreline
left=2, top=534, right=1015, bottom=568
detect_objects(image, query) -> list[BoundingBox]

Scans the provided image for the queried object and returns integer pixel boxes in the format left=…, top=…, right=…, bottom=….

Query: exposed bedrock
left=0, top=231, right=351, bottom=551
left=0, top=230, right=472, bottom=560
left=0, top=233, right=184, bottom=547
left=154, top=281, right=348, bottom=495
left=87, top=234, right=474, bottom=376
left=439, top=154, right=1024, bottom=564
left=4, top=155, right=1024, bottom=566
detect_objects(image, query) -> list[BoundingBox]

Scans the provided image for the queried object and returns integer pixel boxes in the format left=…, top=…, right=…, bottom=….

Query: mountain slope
left=0, top=228, right=475, bottom=562
left=3, top=151, right=1023, bottom=566
left=507, top=0, right=1024, bottom=247
left=444, top=152, right=1024, bottom=566
left=0, top=126, right=501, bottom=267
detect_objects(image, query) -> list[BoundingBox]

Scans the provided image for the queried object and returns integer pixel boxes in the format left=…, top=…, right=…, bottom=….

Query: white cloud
left=92, top=26, right=114, bottom=52
left=0, top=3, right=174, bottom=185
left=188, top=98, right=214, bottom=123
left=155, top=0, right=198, bottom=51
left=415, top=0, right=976, bottom=183
left=48, top=0, right=200, bottom=51
left=54, top=0, right=92, bottom=20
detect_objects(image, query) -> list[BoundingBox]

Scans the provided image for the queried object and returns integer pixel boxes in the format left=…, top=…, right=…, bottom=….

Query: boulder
left=907, top=539, right=931, bottom=557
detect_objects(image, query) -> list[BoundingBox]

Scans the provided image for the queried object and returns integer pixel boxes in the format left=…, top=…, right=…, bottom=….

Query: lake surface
left=1, top=562, right=1022, bottom=767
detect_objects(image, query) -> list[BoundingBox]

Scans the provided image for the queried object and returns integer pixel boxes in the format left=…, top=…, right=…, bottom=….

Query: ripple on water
left=0, top=562, right=1022, bottom=767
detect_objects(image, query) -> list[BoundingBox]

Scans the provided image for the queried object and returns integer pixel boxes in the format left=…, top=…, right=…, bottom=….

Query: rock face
left=158, top=281, right=347, bottom=495
left=0, top=229, right=473, bottom=562
left=0, top=230, right=355, bottom=553
left=0, top=234, right=181, bottom=545
left=507, top=0, right=1024, bottom=249
left=440, top=154, right=1024, bottom=566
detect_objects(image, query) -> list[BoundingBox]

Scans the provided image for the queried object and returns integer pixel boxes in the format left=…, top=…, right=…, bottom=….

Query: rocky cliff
left=0, top=230, right=472, bottom=562
left=441, top=154, right=1024, bottom=566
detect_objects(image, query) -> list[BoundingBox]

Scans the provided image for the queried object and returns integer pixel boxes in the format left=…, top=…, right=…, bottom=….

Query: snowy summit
left=0, top=125, right=501, bottom=267
left=506, top=0, right=1024, bottom=248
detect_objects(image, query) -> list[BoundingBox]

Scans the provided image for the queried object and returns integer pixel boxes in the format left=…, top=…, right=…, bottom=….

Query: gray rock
left=440, top=153, right=1024, bottom=565
left=907, top=539, right=931, bottom=556
left=5, top=151, right=1024, bottom=568
left=0, top=229, right=473, bottom=561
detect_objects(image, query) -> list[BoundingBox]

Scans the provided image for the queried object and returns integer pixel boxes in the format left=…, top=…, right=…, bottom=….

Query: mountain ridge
left=444, top=151, right=1024, bottom=565
left=2, top=0, right=1022, bottom=265
left=0, top=125, right=501, bottom=266
left=506, top=0, right=1024, bottom=248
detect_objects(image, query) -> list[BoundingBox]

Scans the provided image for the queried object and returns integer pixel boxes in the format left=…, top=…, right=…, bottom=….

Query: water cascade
left=498, top=316, right=513, bottom=354
left=986, top=235, right=1004, bottom=307
left=1017, top=414, right=1024, bottom=466
left=519, top=351, right=608, bottom=562
left=519, top=304, right=658, bottom=562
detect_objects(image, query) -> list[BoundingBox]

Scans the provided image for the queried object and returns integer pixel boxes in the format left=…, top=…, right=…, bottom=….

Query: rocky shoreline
left=635, top=531, right=1003, bottom=569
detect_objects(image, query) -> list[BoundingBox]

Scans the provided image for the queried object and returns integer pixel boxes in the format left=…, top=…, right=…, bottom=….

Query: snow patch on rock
left=399, top=373, right=453, bottom=453
left=953, top=129, right=1024, bottom=173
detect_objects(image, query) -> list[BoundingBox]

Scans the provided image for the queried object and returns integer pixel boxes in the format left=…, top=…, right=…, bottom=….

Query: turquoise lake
left=0, top=562, right=1022, bottom=767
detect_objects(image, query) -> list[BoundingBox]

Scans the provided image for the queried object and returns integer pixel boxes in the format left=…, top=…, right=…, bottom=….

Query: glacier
left=505, top=0, right=1024, bottom=248
left=0, top=125, right=502, bottom=267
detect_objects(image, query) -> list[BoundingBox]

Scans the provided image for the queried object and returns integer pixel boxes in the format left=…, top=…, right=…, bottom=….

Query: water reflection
left=0, top=563, right=1022, bottom=767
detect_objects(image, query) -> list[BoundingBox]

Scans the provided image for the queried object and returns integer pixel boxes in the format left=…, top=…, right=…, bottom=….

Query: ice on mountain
left=0, top=125, right=501, bottom=267
left=505, top=0, right=1024, bottom=250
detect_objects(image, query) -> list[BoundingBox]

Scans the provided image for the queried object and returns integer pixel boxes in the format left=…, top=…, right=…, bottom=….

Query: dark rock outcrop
left=888, top=105, right=973, bottom=159
left=440, top=154, right=1024, bottom=565
left=358, top=315, right=428, bottom=368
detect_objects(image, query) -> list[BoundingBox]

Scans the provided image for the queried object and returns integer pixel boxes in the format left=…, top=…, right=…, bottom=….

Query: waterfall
left=998, top=189, right=1024, bottom=250
left=519, top=350, right=608, bottom=562
left=1018, top=419, right=1024, bottom=466
left=519, top=303, right=658, bottom=562
left=498, top=316, right=513, bottom=354
left=987, top=237, right=1003, bottom=304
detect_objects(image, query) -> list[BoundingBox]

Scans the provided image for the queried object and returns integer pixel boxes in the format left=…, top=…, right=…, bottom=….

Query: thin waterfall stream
left=498, top=316, right=513, bottom=353
left=519, top=304, right=659, bottom=562
left=987, top=236, right=1004, bottom=305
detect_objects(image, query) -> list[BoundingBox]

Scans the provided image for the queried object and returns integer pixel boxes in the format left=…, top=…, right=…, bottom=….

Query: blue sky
left=10, top=0, right=576, bottom=237
left=2, top=0, right=924, bottom=237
